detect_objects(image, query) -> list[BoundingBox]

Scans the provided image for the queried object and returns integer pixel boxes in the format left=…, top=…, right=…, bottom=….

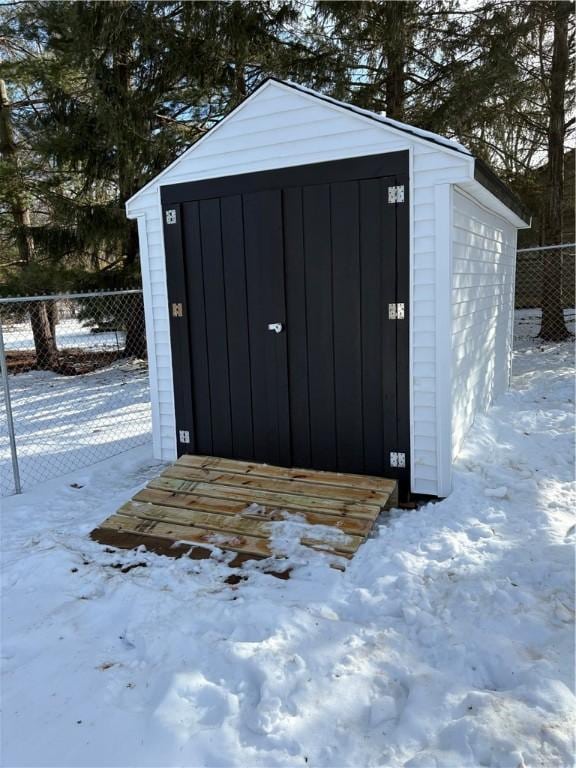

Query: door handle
left=267, top=322, right=284, bottom=334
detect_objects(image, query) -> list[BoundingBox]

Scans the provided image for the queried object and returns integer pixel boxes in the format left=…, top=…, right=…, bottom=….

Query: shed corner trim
left=434, top=183, right=454, bottom=497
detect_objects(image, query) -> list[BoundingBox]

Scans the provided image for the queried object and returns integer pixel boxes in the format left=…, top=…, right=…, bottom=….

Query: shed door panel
left=182, top=192, right=289, bottom=465
left=301, top=183, right=337, bottom=469
left=220, top=195, right=253, bottom=460
left=243, top=190, right=290, bottom=466
left=164, top=154, right=409, bottom=485
left=283, top=177, right=397, bottom=475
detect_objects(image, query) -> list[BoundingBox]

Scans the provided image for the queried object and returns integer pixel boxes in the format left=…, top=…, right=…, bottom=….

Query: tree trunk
left=125, top=219, right=139, bottom=266
left=29, top=302, right=58, bottom=370
left=384, top=2, right=409, bottom=120
left=123, top=293, right=147, bottom=359
left=540, top=2, right=572, bottom=341
left=47, top=300, right=57, bottom=338
left=112, top=48, right=147, bottom=359
left=121, top=223, right=147, bottom=358
left=0, top=79, right=59, bottom=366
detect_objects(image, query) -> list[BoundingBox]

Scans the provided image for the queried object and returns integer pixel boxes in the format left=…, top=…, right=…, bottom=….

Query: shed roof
left=127, top=77, right=529, bottom=224
left=273, top=78, right=472, bottom=158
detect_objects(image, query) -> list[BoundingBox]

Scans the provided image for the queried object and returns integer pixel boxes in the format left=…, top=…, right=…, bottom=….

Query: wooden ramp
left=91, top=455, right=398, bottom=567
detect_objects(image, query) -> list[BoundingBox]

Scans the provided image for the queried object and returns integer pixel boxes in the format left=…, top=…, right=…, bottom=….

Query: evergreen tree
left=0, top=0, right=311, bottom=279
left=310, top=1, right=554, bottom=177
left=0, top=77, right=58, bottom=367
left=1, top=1, right=220, bottom=356
left=311, top=0, right=421, bottom=119
left=538, top=1, right=574, bottom=341
left=1, top=0, right=573, bottom=353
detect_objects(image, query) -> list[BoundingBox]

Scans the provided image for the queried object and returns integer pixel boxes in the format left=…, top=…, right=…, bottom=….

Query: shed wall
left=130, top=83, right=472, bottom=494
left=451, top=188, right=517, bottom=457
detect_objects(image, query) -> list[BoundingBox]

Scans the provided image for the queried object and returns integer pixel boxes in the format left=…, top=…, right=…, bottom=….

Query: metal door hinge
left=390, top=451, right=406, bottom=468
left=165, top=209, right=177, bottom=224
left=179, top=430, right=190, bottom=444
left=388, top=302, right=405, bottom=320
left=388, top=185, right=405, bottom=204
left=172, top=302, right=183, bottom=318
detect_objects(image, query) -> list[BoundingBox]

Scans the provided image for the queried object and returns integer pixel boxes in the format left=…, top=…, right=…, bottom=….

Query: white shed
left=126, top=78, right=530, bottom=498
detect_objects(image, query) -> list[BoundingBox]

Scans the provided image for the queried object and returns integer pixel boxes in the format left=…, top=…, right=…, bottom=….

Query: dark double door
left=162, top=152, right=409, bottom=484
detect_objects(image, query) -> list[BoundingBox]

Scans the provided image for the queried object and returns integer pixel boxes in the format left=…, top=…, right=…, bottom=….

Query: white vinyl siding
left=451, top=189, right=517, bottom=457
left=127, top=80, right=485, bottom=495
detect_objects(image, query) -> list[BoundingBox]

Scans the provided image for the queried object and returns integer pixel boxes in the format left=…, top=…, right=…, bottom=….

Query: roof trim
left=473, top=158, right=531, bottom=225
left=127, top=77, right=527, bottom=225
left=126, top=79, right=279, bottom=210
left=127, top=77, right=472, bottom=212
left=270, top=78, right=472, bottom=158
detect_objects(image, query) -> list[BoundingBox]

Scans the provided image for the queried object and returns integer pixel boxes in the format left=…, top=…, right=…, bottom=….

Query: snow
left=2, top=318, right=127, bottom=352
left=0, top=360, right=151, bottom=495
left=514, top=307, right=575, bottom=346
left=1, top=338, right=574, bottom=767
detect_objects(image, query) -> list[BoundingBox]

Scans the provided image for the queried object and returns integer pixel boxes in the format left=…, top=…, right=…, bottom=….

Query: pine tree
left=1, top=1, right=218, bottom=356
left=311, top=0, right=420, bottom=119
left=2, top=0, right=572, bottom=353
left=0, top=1, right=314, bottom=356
left=310, top=1, right=546, bottom=172
left=539, top=1, right=573, bottom=341
left=0, top=77, right=58, bottom=368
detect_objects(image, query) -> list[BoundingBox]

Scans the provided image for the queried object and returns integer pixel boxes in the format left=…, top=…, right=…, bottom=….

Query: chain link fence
left=0, top=250, right=573, bottom=497
left=514, top=243, right=575, bottom=347
left=0, top=290, right=151, bottom=496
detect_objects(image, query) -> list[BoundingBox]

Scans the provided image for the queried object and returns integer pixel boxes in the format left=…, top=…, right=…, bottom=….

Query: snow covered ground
left=2, top=318, right=126, bottom=352
left=1, top=338, right=574, bottom=767
left=0, top=360, right=151, bottom=496
left=0, top=294, right=150, bottom=496
left=514, top=307, right=575, bottom=345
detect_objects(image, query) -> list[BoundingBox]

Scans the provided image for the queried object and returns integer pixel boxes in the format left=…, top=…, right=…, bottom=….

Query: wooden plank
left=97, top=513, right=273, bottom=558
left=242, top=189, right=268, bottom=462
left=161, top=151, right=410, bottom=206
left=175, top=454, right=397, bottom=496
left=91, top=449, right=398, bottom=563
left=96, top=513, right=355, bottom=558
left=91, top=528, right=294, bottom=575
left=148, top=476, right=382, bottom=520
left=90, top=528, right=218, bottom=560
left=163, top=464, right=394, bottom=506
left=118, top=501, right=364, bottom=554
left=133, top=487, right=373, bottom=537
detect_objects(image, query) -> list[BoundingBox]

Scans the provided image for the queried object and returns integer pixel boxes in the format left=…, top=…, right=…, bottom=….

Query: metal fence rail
left=0, top=289, right=151, bottom=496
left=514, top=243, right=575, bottom=344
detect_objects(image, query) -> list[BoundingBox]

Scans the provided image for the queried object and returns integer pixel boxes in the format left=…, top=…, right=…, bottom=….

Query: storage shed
left=126, top=78, right=530, bottom=498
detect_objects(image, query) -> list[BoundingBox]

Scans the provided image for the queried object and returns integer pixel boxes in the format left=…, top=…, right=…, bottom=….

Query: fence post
left=0, top=317, right=21, bottom=494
